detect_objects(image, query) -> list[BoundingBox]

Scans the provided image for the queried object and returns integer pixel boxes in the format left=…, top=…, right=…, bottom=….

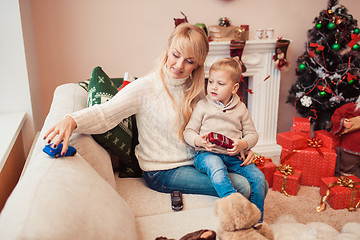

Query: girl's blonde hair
left=157, top=23, right=209, bottom=140
left=209, top=56, right=243, bottom=83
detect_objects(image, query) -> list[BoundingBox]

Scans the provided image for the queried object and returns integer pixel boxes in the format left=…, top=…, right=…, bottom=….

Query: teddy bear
left=214, top=192, right=274, bottom=240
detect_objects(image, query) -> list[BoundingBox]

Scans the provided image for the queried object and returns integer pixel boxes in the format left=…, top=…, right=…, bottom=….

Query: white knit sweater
left=70, top=70, right=195, bottom=171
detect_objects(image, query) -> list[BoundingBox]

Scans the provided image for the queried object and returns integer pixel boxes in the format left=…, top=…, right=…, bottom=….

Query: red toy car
left=207, top=132, right=234, bottom=149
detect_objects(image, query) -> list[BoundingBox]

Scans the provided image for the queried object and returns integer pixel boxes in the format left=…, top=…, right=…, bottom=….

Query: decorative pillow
left=85, top=66, right=141, bottom=177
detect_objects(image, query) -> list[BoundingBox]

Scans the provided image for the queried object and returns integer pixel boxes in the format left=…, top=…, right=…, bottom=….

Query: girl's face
left=166, top=44, right=199, bottom=79
left=207, top=70, right=239, bottom=106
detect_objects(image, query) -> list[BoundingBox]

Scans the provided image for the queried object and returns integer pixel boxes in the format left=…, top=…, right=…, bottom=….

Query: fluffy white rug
left=270, top=214, right=360, bottom=240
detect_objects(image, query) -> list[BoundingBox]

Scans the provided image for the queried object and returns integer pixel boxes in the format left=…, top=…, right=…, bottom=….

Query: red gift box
left=292, top=117, right=310, bottom=132
left=272, top=167, right=302, bottom=196
left=290, top=126, right=311, bottom=138
left=319, top=176, right=360, bottom=210
left=253, top=156, right=276, bottom=188
left=277, top=131, right=308, bottom=150
left=314, top=130, right=340, bottom=150
left=281, top=146, right=336, bottom=186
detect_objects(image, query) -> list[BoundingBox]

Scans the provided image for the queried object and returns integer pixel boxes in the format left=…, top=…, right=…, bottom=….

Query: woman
left=44, top=23, right=255, bottom=198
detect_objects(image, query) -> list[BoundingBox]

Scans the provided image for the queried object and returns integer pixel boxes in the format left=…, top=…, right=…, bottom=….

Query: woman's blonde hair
left=209, top=56, right=243, bottom=83
left=157, top=23, right=209, bottom=140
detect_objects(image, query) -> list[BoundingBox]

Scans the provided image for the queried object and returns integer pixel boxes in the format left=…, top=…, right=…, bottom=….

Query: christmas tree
left=287, top=0, right=360, bottom=130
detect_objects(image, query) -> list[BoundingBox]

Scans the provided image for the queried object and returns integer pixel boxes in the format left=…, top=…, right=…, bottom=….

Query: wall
left=27, top=0, right=360, bottom=133
left=0, top=0, right=35, bottom=154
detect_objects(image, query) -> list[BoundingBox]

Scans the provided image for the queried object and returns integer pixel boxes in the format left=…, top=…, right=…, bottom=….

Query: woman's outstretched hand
left=43, top=115, right=77, bottom=156
left=239, top=150, right=255, bottom=166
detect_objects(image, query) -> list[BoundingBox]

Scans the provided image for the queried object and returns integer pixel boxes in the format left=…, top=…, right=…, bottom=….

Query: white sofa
left=0, top=83, right=220, bottom=240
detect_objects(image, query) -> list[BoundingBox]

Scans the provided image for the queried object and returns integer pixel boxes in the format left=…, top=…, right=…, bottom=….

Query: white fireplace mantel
left=205, top=39, right=282, bottom=165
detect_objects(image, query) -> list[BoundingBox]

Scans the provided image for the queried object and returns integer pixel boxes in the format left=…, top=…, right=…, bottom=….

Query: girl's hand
left=195, top=134, right=216, bottom=151
left=239, top=150, right=255, bottom=166
left=343, top=118, right=354, bottom=129
left=43, top=115, right=77, bottom=156
left=227, top=139, right=248, bottom=156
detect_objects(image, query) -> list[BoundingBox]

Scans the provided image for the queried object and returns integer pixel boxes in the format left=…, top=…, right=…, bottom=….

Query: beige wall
left=25, top=0, right=360, bottom=133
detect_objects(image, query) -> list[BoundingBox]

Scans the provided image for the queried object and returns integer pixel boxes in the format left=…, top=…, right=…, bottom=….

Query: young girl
left=44, top=23, right=257, bottom=199
left=183, top=57, right=267, bottom=222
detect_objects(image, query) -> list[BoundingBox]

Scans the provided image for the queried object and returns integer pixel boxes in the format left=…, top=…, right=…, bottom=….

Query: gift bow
left=316, top=176, right=360, bottom=212
left=277, top=164, right=294, bottom=197
left=252, top=155, right=265, bottom=166
left=348, top=34, right=360, bottom=49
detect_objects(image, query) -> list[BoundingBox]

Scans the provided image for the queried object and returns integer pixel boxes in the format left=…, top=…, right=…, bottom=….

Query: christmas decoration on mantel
left=287, top=0, right=360, bottom=131
left=274, top=38, right=291, bottom=71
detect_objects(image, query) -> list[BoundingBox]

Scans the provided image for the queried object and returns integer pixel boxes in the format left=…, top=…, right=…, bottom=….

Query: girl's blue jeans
left=194, top=151, right=267, bottom=222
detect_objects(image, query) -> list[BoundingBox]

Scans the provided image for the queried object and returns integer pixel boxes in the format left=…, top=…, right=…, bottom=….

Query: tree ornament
left=300, top=95, right=312, bottom=107
left=316, top=22, right=322, bottom=29
left=353, top=43, right=360, bottom=51
left=332, top=41, right=340, bottom=51
left=347, top=14, right=353, bottom=21
left=315, top=49, right=322, bottom=54
left=318, top=91, right=327, bottom=97
left=327, top=22, right=336, bottom=30
left=354, top=28, right=360, bottom=35
left=348, top=79, right=354, bottom=84
left=299, top=63, right=307, bottom=71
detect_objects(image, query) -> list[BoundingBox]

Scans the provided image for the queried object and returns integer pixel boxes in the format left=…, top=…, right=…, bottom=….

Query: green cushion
left=85, top=66, right=141, bottom=177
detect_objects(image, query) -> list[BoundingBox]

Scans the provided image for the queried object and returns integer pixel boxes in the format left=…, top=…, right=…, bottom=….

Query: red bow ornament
left=309, top=43, right=325, bottom=58
left=348, top=34, right=360, bottom=49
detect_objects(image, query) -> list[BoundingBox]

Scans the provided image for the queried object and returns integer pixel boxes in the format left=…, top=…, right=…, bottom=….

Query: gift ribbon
left=277, top=164, right=294, bottom=197
left=316, top=176, right=360, bottom=212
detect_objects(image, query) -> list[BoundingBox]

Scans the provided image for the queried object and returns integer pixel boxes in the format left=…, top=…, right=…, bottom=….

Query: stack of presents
left=254, top=117, right=359, bottom=211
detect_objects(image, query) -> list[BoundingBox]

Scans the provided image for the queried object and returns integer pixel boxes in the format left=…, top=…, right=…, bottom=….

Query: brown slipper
left=179, top=229, right=216, bottom=240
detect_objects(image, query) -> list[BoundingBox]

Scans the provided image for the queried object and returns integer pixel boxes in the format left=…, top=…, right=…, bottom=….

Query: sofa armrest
left=0, top=83, right=137, bottom=240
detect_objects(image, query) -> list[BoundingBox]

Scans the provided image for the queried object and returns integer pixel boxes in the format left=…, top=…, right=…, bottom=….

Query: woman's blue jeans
left=143, top=165, right=251, bottom=199
left=194, top=151, right=267, bottom=222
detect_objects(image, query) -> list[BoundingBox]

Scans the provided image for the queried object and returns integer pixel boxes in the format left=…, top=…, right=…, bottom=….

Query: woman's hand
left=43, top=115, right=77, bottom=156
left=239, top=150, right=255, bottom=166
left=227, top=139, right=248, bottom=156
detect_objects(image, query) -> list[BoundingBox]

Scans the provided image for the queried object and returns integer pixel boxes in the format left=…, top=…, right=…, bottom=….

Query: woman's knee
left=228, top=173, right=251, bottom=199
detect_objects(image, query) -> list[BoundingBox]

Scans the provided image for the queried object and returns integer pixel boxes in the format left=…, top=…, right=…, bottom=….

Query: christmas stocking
left=274, top=38, right=291, bottom=71
left=230, top=40, right=247, bottom=73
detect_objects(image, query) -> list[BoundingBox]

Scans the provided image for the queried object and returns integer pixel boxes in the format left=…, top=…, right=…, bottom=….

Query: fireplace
left=205, top=40, right=282, bottom=165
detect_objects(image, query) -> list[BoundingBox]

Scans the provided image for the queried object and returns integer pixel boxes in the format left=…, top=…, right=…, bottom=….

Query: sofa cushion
left=87, top=66, right=141, bottom=177
left=0, top=149, right=137, bottom=240
left=115, top=177, right=218, bottom=218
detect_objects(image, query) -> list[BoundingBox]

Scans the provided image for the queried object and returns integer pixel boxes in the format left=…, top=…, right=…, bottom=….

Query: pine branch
left=328, top=0, right=338, bottom=9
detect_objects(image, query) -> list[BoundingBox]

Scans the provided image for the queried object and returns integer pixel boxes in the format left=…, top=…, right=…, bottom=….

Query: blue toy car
left=43, top=143, right=77, bottom=158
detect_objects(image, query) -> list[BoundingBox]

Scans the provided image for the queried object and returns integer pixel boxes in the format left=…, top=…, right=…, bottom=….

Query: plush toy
left=214, top=193, right=274, bottom=240
left=155, top=229, right=216, bottom=240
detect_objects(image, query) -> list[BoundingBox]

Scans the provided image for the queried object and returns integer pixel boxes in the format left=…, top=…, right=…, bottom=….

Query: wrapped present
left=280, top=138, right=336, bottom=186
left=208, top=25, right=240, bottom=41
left=290, top=126, right=311, bottom=138
left=277, top=131, right=308, bottom=150
left=317, top=176, right=360, bottom=211
left=291, top=117, right=310, bottom=133
left=253, top=155, right=276, bottom=188
left=314, top=130, right=340, bottom=149
left=272, top=164, right=302, bottom=196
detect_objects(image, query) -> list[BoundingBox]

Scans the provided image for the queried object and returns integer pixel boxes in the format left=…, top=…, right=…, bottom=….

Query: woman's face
left=166, top=44, right=199, bottom=79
